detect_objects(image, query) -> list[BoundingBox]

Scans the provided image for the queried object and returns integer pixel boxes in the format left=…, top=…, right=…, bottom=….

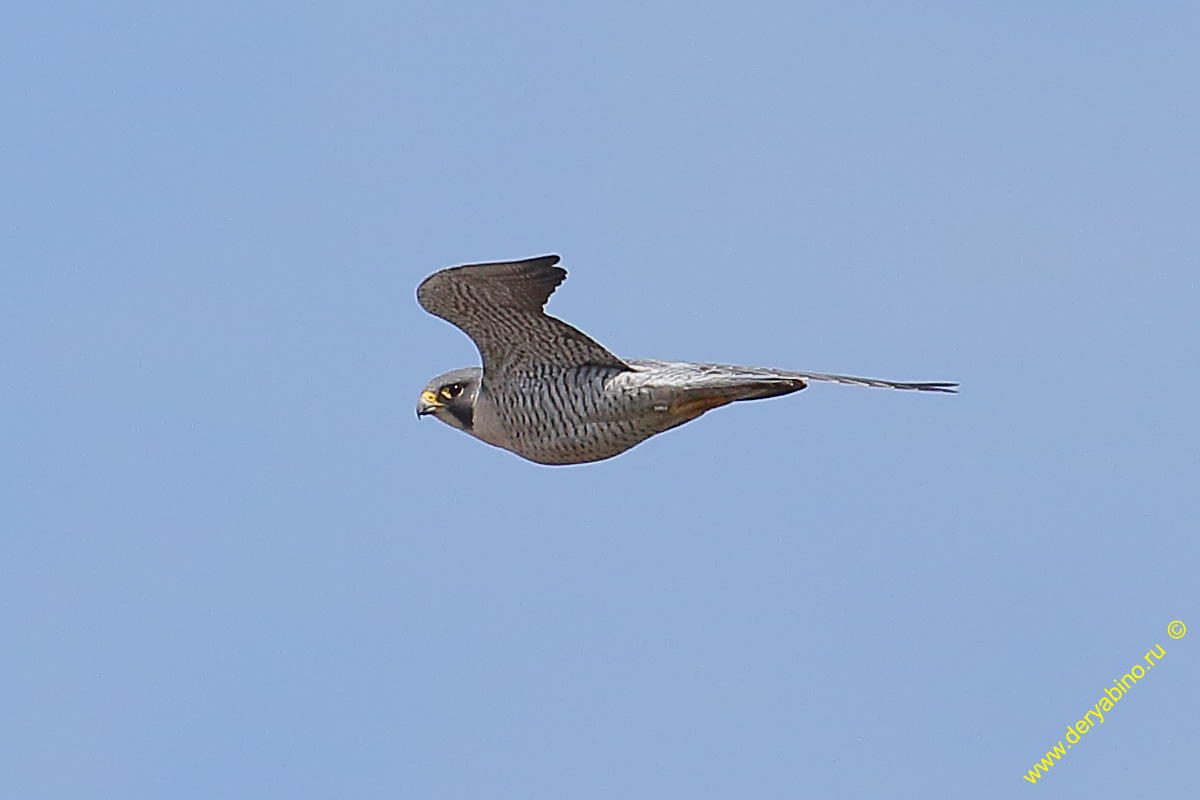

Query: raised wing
left=417, top=255, right=628, bottom=377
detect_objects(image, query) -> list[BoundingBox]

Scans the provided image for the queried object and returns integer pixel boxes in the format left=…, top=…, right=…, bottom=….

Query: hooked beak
left=417, top=389, right=443, bottom=418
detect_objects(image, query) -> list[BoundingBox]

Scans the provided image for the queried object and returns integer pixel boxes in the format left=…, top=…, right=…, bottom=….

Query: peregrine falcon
left=417, top=255, right=955, bottom=465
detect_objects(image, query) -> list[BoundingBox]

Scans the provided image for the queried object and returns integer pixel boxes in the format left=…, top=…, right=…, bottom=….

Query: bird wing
left=626, top=360, right=957, bottom=394
left=417, top=255, right=628, bottom=377
left=776, top=370, right=957, bottom=392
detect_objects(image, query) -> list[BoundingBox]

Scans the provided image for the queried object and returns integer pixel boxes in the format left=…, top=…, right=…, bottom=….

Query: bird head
left=417, top=367, right=482, bottom=432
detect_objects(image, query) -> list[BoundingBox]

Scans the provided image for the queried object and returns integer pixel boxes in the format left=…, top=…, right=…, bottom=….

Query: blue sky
left=3, top=2, right=1198, bottom=797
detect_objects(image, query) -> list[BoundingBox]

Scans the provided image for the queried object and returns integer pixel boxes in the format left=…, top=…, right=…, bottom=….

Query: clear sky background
left=3, top=3, right=1198, bottom=798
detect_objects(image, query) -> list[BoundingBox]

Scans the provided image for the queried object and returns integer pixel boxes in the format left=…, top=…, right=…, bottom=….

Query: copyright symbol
left=1168, top=620, right=1186, bottom=639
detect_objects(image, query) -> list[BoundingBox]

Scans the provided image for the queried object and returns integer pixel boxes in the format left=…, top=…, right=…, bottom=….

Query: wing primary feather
left=784, top=371, right=958, bottom=392
left=416, top=255, right=628, bottom=375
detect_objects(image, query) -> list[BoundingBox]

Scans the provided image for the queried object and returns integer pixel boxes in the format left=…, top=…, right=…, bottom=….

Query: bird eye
left=443, top=383, right=463, bottom=399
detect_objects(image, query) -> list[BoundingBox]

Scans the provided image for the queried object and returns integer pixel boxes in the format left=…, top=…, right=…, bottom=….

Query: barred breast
left=472, top=364, right=676, bottom=464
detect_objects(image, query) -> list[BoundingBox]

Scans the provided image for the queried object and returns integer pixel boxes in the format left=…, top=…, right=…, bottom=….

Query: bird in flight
left=417, top=255, right=955, bottom=465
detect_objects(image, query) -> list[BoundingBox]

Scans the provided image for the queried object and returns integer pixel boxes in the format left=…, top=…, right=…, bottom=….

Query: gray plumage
left=417, top=255, right=955, bottom=465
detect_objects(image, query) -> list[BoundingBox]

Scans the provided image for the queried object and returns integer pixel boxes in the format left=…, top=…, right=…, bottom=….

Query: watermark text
left=1022, top=621, right=1185, bottom=785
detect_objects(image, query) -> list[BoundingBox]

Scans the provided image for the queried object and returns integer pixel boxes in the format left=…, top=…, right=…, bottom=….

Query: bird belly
left=482, top=373, right=685, bottom=465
